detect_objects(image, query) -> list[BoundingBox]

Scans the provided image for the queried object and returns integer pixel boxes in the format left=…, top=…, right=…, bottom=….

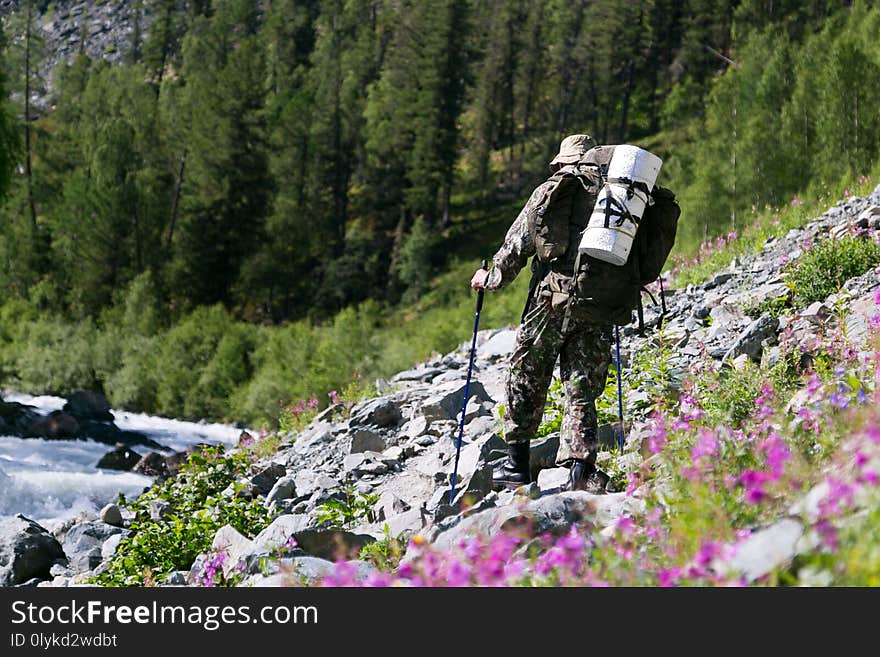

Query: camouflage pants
left=503, top=297, right=612, bottom=466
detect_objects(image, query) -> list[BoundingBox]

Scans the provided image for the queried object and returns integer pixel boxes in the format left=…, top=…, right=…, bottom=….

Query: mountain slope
left=22, top=180, right=880, bottom=587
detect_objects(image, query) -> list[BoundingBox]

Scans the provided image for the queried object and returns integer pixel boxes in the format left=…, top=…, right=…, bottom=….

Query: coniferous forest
left=1, top=0, right=879, bottom=425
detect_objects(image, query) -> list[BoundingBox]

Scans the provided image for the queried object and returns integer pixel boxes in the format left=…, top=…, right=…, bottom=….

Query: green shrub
left=786, top=236, right=880, bottom=304
left=742, top=294, right=791, bottom=319
left=314, top=487, right=379, bottom=530
left=154, top=305, right=242, bottom=420
left=359, top=525, right=406, bottom=572
left=12, top=318, right=101, bottom=394
left=103, top=334, right=161, bottom=412
left=95, top=446, right=272, bottom=587
left=694, top=359, right=765, bottom=426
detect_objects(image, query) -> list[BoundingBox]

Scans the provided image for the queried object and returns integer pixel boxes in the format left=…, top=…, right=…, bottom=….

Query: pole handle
left=476, top=259, right=487, bottom=312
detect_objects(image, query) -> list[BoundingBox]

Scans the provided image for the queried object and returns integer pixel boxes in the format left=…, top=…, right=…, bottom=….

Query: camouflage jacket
left=485, top=179, right=555, bottom=291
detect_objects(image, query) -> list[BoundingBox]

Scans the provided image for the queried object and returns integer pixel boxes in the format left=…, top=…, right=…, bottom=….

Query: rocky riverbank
left=3, top=185, right=880, bottom=588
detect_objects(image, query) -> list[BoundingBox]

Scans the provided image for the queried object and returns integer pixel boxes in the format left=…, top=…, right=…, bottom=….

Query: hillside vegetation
left=0, top=1, right=879, bottom=426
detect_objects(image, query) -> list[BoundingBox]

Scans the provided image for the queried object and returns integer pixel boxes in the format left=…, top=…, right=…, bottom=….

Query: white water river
left=0, top=392, right=243, bottom=527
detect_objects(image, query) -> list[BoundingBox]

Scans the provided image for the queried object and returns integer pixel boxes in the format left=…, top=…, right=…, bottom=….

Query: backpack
left=525, top=144, right=681, bottom=330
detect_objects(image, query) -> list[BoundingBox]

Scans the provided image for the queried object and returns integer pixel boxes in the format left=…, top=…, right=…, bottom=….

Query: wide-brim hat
left=550, top=134, right=597, bottom=166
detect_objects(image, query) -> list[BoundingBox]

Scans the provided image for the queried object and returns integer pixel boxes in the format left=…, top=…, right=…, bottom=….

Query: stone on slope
left=716, top=518, right=803, bottom=583
left=99, top=504, right=124, bottom=527
left=291, top=529, right=375, bottom=561
left=101, top=534, right=125, bottom=560
left=477, top=329, right=517, bottom=361
left=348, top=397, right=402, bottom=429
left=250, top=463, right=286, bottom=495
left=349, top=428, right=386, bottom=454
left=374, top=491, right=409, bottom=521
left=452, top=463, right=494, bottom=506
left=265, top=475, right=298, bottom=506
left=430, top=491, right=643, bottom=550
left=0, top=515, right=67, bottom=586
left=293, top=472, right=340, bottom=498
left=210, top=525, right=261, bottom=580
left=290, top=421, right=337, bottom=454
left=419, top=380, right=491, bottom=423
left=253, top=514, right=313, bottom=553
left=723, top=312, right=779, bottom=364
left=62, top=521, right=125, bottom=573
left=536, top=467, right=570, bottom=494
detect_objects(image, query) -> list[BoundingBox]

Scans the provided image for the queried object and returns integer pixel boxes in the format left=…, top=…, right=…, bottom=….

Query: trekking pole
left=614, top=325, right=625, bottom=451
left=449, top=259, right=487, bottom=505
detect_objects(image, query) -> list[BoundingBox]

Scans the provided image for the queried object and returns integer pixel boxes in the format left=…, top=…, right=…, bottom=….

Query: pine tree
left=1, top=0, right=49, bottom=296
left=170, top=0, right=271, bottom=310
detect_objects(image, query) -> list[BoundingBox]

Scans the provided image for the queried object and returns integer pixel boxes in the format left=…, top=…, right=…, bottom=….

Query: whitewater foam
left=0, top=392, right=248, bottom=525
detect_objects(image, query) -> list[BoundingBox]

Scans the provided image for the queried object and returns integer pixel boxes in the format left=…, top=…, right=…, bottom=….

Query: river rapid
left=0, top=392, right=243, bottom=528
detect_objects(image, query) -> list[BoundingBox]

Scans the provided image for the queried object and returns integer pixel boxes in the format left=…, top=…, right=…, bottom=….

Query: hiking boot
left=492, top=442, right=531, bottom=490
left=567, top=459, right=609, bottom=495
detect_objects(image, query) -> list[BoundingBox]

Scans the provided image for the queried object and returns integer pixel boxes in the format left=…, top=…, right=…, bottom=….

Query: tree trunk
left=165, top=148, right=188, bottom=254
left=24, top=1, right=37, bottom=233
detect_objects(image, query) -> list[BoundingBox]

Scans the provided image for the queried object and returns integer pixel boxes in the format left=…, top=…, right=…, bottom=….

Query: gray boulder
left=265, top=475, right=298, bottom=506
left=101, top=534, right=125, bottom=560
left=452, top=463, right=494, bottom=507
left=537, top=467, right=570, bottom=494
left=96, top=444, right=142, bottom=471
left=253, top=515, right=313, bottom=553
left=292, top=529, right=375, bottom=561
left=63, top=390, right=114, bottom=422
left=724, top=312, right=779, bottom=364
left=0, top=515, right=67, bottom=586
left=431, top=491, right=642, bottom=550
left=210, top=525, right=262, bottom=580
left=477, top=329, right=517, bottom=361
left=419, top=380, right=491, bottom=423
left=349, top=428, right=387, bottom=454
left=716, top=518, right=804, bottom=583
left=61, top=521, right=124, bottom=573
left=99, top=504, right=124, bottom=527
left=293, top=472, right=340, bottom=498
left=349, top=397, right=402, bottom=429
left=250, top=463, right=286, bottom=496
left=374, top=491, right=409, bottom=521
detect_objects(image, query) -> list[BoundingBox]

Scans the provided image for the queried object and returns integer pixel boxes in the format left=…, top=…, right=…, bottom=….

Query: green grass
left=668, top=171, right=879, bottom=289
left=786, top=235, right=880, bottom=305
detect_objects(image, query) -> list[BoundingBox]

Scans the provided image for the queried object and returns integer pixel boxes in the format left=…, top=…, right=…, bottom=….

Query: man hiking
left=471, top=134, right=613, bottom=494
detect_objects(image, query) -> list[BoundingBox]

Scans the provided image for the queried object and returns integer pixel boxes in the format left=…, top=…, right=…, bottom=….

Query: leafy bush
left=786, top=235, right=880, bottom=304
left=154, top=305, right=247, bottom=420
left=692, top=359, right=765, bottom=426
left=12, top=318, right=101, bottom=394
left=742, top=294, right=791, bottom=319
left=358, top=525, right=407, bottom=572
left=95, top=446, right=272, bottom=587
left=314, top=487, right=379, bottom=530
